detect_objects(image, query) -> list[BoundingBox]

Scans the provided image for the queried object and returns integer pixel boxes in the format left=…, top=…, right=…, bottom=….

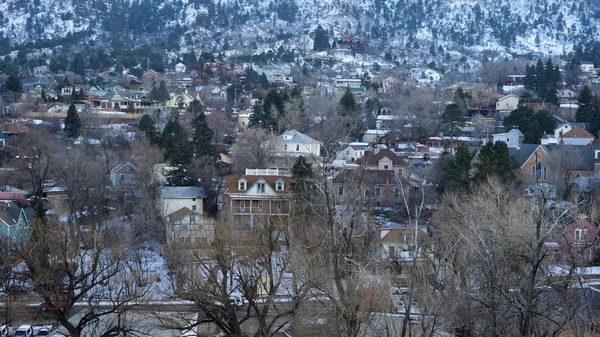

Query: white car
left=0, top=325, right=8, bottom=337
left=35, top=326, right=56, bottom=336
left=14, top=325, right=33, bottom=337
left=229, top=294, right=244, bottom=308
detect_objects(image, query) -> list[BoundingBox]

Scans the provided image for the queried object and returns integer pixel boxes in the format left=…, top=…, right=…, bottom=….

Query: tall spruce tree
left=313, top=25, right=330, bottom=51
left=64, top=103, right=82, bottom=139
left=138, top=114, right=158, bottom=143
left=191, top=111, right=214, bottom=158
left=338, top=88, right=357, bottom=117
left=441, top=142, right=474, bottom=191
left=291, top=156, right=314, bottom=202
left=162, top=117, right=193, bottom=186
left=473, top=141, right=518, bottom=185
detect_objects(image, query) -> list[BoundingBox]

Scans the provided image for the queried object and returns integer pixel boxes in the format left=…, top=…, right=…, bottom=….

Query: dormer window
left=276, top=180, right=284, bottom=191
left=296, top=144, right=300, bottom=151
left=238, top=180, right=247, bottom=191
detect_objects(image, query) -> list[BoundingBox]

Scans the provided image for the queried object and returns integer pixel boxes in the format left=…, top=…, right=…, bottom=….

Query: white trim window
left=238, top=180, right=247, bottom=191
left=257, top=182, right=266, bottom=194
left=276, top=180, right=284, bottom=191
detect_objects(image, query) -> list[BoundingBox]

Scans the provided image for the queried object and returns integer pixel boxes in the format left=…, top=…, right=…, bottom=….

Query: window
left=19, top=219, right=22, bottom=228
left=575, top=228, right=588, bottom=242
left=295, top=144, right=300, bottom=151
left=338, top=187, right=344, bottom=196
left=536, top=162, right=542, bottom=180
left=240, top=200, right=246, bottom=210
left=192, top=205, right=197, bottom=211
left=258, top=201, right=264, bottom=211
left=398, top=168, right=403, bottom=176
left=276, top=181, right=284, bottom=191
left=507, top=138, right=509, bottom=142
left=192, top=198, right=196, bottom=201
left=284, top=144, right=288, bottom=151
left=190, top=214, right=196, bottom=224
left=543, top=167, right=547, bottom=181
left=257, top=183, right=266, bottom=193
left=277, top=201, right=283, bottom=211
left=393, top=187, right=399, bottom=197
left=531, top=166, right=535, bottom=180
left=384, top=165, right=389, bottom=170
left=364, top=189, right=370, bottom=197
left=346, top=151, right=350, bottom=155
left=576, top=173, right=581, bottom=178
left=375, top=187, right=381, bottom=196
left=239, top=180, right=247, bottom=191
left=388, top=245, right=396, bottom=257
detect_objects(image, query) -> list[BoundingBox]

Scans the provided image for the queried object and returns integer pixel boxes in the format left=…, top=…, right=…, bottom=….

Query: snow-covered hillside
left=0, top=0, right=598, bottom=58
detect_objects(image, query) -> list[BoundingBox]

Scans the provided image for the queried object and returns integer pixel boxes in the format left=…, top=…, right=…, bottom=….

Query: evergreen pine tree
left=162, top=117, right=193, bottom=186
left=4, top=72, right=21, bottom=93
left=576, top=85, right=594, bottom=125
left=138, top=114, right=158, bottom=143
left=259, top=72, right=270, bottom=89
left=291, top=156, right=314, bottom=201
left=473, top=141, right=518, bottom=185
left=64, top=103, right=82, bottom=139
left=338, top=89, right=357, bottom=117
left=157, top=80, right=170, bottom=102
left=313, top=25, right=329, bottom=51
left=441, top=142, right=474, bottom=191
left=191, top=111, right=214, bottom=158
left=248, top=104, right=265, bottom=128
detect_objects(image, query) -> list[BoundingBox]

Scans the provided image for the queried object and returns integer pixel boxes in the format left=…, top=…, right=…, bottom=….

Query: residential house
left=375, top=115, right=402, bottom=130
left=160, top=186, right=210, bottom=247
left=32, top=65, right=49, bottom=75
left=99, top=91, right=160, bottom=113
left=166, top=91, right=196, bottom=110
left=3, top=122, right=31, bottom=136
left=332, top=169, right=418, bottom=207
left=495, top=94, right=519, bottom=112
left=378, top=224, right=430, bottom=261
left=109, top=162, right=140, bottom=201
left=559, top=126, right=595, bottom=145
left=558, top=89, right=577, bottom=104
left=492, top=129, right=524, bottom=149
left=166, top=207, right=214, bottom=247
left=160, top=186, right=205, bottom=218
left=335, top=78, right=365, bottom=95
left=360, top=149, right=409, bottom=178
left=255, top=66, right=285, bottom=83
left=362, top=129, right=389, bottom=144
left=336, top=143, right=368, bottom=163
left=175, top=62, right=187, bottom=73
left=237, top=109, right=253, bottom=131
left=141, top=69, right=164, bottom=86
left=581, top=61, right=595, bottom=73
left=222, top=169, right=293, bottom=228
left=559, top=217, right=598, bottom=262
left=268, top=130, right=322, bottom=162
left=0, top=202, right=35, bottom=249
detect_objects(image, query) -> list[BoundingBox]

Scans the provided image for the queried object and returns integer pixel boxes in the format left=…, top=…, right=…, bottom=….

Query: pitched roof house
left=223, top=169, right=293, bottom=228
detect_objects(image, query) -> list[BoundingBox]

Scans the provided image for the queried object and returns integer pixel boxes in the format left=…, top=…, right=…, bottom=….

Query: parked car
left=35, top=326, right=56, bottom=336
left=0, top=325, right=8, bottom=337
left=229, top=294, right=244, bottom=308
left=14, top=325, right=33, bottom=337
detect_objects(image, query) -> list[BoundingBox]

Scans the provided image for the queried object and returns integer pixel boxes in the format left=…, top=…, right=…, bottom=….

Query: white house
left=580, top=61, right=595, bottom=73
left=175, top=62, right=187, bottom=73
left=268, top=130, right=321, bottom=158
left=495, top=94, right=519, bottom=112
left=554, top=123, right=574, bottom=139
left=362, top=129, right=389, bottom=144
left=336, top=144, right=368, bottom=163
left=492, top=129, right=524, bottom=149
left=160, top=186, right=206, bottom=217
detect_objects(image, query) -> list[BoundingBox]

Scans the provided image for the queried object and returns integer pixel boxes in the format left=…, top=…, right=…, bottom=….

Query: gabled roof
left=332, top=169, right=407, bottom=185
left=562, top=126, right=594, bottom=139
left=167, top=207, right=201, bottom=222
left=493, top=128, right=524, bottom=137
left=272, top=130, right=321, bottom=145
left=361, top=149, right=408, bottom=167
left=509, top=144, right=600, bottom=170
left=225, top=175, right=292, bottom=194
left=497, top=94, right=519, bottom=101
left=4, top=122, right=31, bottom=134
left=160, top=186, right=206, bottom=199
